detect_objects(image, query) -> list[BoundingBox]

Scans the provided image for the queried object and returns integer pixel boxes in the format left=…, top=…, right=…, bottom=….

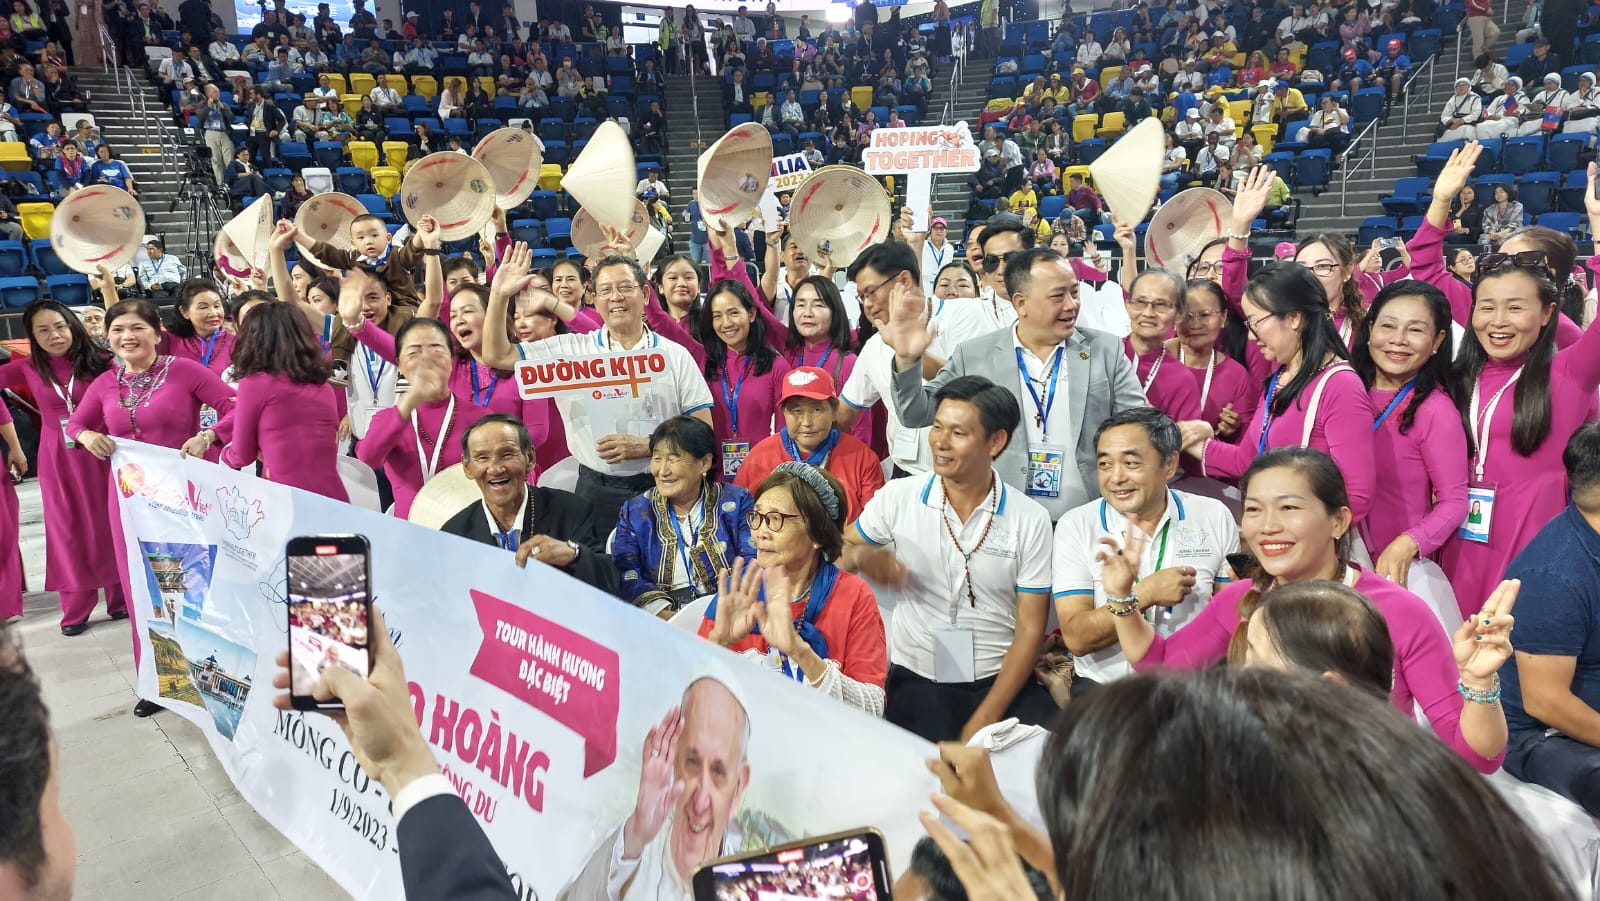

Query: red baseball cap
left=1343, top=46, right=1357, bottom=60
left=1388, top=38, right=1402, bottom=49
left=780, top=366, right=838, bottom=402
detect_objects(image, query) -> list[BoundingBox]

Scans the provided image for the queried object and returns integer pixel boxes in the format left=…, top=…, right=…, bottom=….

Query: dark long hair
left=1036, top=668, right=1575, bottom=900
left=22, top=300, right=111, bottom=384
left=785, top=275, right=852, bottom=357
left=1351, top=280, right=1455, bottom=434
left=699, top=279, right=777, bottom=379
left=1296, top=234, right=1367, bottom=347
left=1254, top=580, right=1394, bottom=700
left=229, top=301, right=332, bottom=384
left=166, top=278, right=224, bottom=339
left=1455, top=267, right=1558, bottom=458
left=1245, top=263, right=1350, bottom=416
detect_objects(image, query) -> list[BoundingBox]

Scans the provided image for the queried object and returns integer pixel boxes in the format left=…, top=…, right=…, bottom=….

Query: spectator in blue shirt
left=687, top=190, right=708, bottom=265
left=27, top=120, right=62, bottom=163
left=87, top=143, right=137, bottom=194
left=1204, top=65, right=1234, bottom=88
left=1376, top=39, right=1411, bottom=96
left=1499, top=421, right=1600, bottom=817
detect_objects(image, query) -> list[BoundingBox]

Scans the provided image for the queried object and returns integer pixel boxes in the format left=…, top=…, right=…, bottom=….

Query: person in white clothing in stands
left=919, top=216, right=955, bottom=295
left=934, top=219, right=1024, bottom=338
left=1438, top=77, right=1482, bottom=142
left=1051, top=407, right=1238, bottom=696
left=479, top=243, right=713, bottom=530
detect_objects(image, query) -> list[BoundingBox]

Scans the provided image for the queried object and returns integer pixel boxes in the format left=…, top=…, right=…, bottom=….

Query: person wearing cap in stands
left=1438, top=77, right=1483, bottom=142
left=734, top=366, right=883, bottom=522
left=1331, top=45, right=1374, bottom=93
left=1274, top=241, right=1298, bottom=262
left=1375, top=38, right=1410, bottom=97
left=920, top=217, right=953, bottom=296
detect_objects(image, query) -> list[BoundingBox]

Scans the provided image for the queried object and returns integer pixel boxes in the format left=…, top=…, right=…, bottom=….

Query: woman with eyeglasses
left=1349, top=281, right=1468, bottom=613
left=701, top=463, right=888, bottom=715
left=697, top=279, right=791, bottom=478
left=1108, top=447, right=1509, bottom=773
left=1439, top=181, right=1600, bottom=617
left=1177, top=263, right=1377, bottom=525
left=613, top=416, right=756, bottom=617
left=0, top=300, right=122, bottom=633
left=1168, top=279, right=1261, bottom=442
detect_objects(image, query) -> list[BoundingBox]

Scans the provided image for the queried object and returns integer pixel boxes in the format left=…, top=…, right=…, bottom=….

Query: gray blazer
left=890, top=325, right=1147, bottom=510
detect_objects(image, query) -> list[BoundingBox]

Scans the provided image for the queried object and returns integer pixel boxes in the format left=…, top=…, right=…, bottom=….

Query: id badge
left=1026, top=445, right=1065, bottom=498
left=60, top=418, right=74, bottom=449
left=932, top=623, right=976, bottom=683
left=891, top=425, right=920, bottom=461
left=721, top=440, right=751, bottom=477
left=198, top=404, right=218, bottom=431
left=1458, top=482, right=1497, bottom=544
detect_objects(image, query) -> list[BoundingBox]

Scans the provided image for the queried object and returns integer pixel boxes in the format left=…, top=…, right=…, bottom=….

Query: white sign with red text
left=861, top=123, right=982, bottom=232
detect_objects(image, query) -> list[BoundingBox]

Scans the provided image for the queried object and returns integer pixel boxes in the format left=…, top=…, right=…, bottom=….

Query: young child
left=303, top=212, right=427, bottom=308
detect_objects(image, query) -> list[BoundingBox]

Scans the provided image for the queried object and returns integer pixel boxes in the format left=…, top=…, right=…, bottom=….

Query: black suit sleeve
left=397, top=794, right=518, bottom=901
left=535, top=487, right=622, bottom=597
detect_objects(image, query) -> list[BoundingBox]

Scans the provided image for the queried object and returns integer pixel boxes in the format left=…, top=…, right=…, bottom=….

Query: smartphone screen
left=287, top=535, right=372, bottom=711
left=692, top=829, right=891, bottom=901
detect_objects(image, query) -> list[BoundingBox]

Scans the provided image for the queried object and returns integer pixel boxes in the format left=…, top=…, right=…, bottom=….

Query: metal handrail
left=686, top=32, right=702, bottom=152
left=1401, top=51, right=1437, bottom=138
left=940, top=38, right=964, bottom=124
left=1338, top=49, right=1438, bottom=215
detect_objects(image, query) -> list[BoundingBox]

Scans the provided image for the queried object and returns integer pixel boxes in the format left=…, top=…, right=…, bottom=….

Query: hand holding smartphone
left=692, top=829, right=891, bottom=901
left=287, top=534, right=373, bottom=711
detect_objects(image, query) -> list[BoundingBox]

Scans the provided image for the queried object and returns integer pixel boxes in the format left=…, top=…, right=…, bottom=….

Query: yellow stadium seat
left=348, top=140, right=379, bottom=171
left=381, top=140, right=409, bottom=169
left=1061, top=165, right=1092, bottom=186
left=371, top=165, right=401, bottom=196
left=339, top=93, right=362, bottom=117
left=1230, top=52, right=1246, bottom=67
left=1160, top=105, right=1176, bottom=124
left=17, top=202, right=53, bottom=240
left=850, top=85, right=872, bottom=112
left=1071, top=113, right=1099, bottom=142
left=323, top=73, right=348, bottom=94
left=0, top=141, right=29, bottom=172
left=412, top=75, right=438, bottom=99
left=538, top=163, right=563, bottom=191
left=384, top=73, right=408, bottom=96
left=1098, top=65, right=1122, bottom=88
left=1227, top=99, right=1252, bottom=126
left=479, top=76, right=496, bottom=97
left=1096, top=111, right=1126, bottom=137
left=348, top=72, right=376, bottom=96
left=1252, top=123, right=1278, bottom=153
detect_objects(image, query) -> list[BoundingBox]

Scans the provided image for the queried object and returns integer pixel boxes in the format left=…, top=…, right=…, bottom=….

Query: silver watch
left=566, top=540, right=580, bottom=558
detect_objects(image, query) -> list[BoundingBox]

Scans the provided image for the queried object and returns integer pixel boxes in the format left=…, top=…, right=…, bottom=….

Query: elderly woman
left=701, top=463, right=888, bottom=714
left=1438, top=77, right=1482, bottom=142
left=614, top=416, right=757, bottom=617
left=733, top=366, right=884, bottom=521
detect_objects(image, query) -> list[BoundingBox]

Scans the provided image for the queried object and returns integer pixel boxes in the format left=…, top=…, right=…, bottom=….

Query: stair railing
left=686, top=38, right=702, bottom=152
left=1339, top=49, right=1437, bottom=215
left=97, top=21, right=115, bottom=72
left=940, top=45, right=964, bottom=124
left=1400, top=51, right=1436, bottom=137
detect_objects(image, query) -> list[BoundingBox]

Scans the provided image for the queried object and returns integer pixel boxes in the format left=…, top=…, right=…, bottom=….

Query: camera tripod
left=170, top=164, right=226, bottom=276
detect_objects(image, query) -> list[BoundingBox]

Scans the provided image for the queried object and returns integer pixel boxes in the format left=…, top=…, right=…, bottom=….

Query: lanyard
left=669, top=501, right=702, bottom=581
left=1257, top=370, right=1282, bottom=454
left=483, top=489, right=529, bottom=550
left=412, top=395, right=456, bottom=481
left=1141, top=345, right=1167, bottom=395
left=1015, top=345, right=1064, bottom=437
left=925, top=239, right=947, bottom=271
left=1469, top=366, right=1522, bottom=481
left=805, top=343, right=833, bottom=371
left=361, top=344, right=387, bottom=396
left=1180, top=347, right=1217, bottom=410
left=721, top=358, right=751, bottom=437
left=469, top=360, right=497, bottom=407
left=51, top=373, right=75, bottom=414
left=197, top=329, right=219, bottom=368
left=1371, top=379, right=1416, bottom=432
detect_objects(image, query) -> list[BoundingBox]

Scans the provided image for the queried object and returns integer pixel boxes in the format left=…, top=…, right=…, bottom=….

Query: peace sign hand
left=1454, top=578, right=1519, bottom=684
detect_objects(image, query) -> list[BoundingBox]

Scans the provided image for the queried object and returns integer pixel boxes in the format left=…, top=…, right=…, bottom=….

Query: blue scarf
left=706, top=561, right=839, bottom=677
left=779, top=426, right=840, bottom=466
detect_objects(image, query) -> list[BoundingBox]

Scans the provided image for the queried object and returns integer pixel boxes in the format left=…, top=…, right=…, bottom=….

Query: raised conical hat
left=294, top=191, right=365, bottom=268
left=1145, top=188, right=1229, bottom=271
left=787, top=166, right=891, bottom=268
left=1088, top=116, right=1165, bottom=226
left=217, top=195, right=273, bottom=276
left=472, top=126, right=546, bottom=210
left=696, top=122, right=773, bottom=231
left=49, top=185, right=145, bottom=275
left=400, top=152, right=497, bottom=241
left=561, top=120, right=637, bottom=229
left=406, top=463, right=480, bottom=530
left=571, top=201, right=651, bottom=260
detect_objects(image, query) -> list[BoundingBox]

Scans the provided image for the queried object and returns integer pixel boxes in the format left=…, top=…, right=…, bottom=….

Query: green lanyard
left=1144, top=520, right=1171, bottom=625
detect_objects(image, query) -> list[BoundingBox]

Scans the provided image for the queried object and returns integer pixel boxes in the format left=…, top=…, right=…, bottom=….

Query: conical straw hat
left=1145, top=188, right=1229, bottom=271
left=400, top=152, right=497, bottom=241
left=560, top=120, right=636, bottom=229
left=294, top=191, right=365, bottom=268
left=406, top=463, right=480, bottom=530
left=696, top=122, right=773, bottom=231
left=49, top=185, right=145, bottom=274
left=787, top=166, right=890, bottom=268
left=214, top=228, right=252, bottom=281
left=472, top=126, right=545, bottom=210
left=571, top=201, right=651, bottom=259
left=1088, top=116, right=1165, bottom=226
left=218, top=195, right=273, bottom=273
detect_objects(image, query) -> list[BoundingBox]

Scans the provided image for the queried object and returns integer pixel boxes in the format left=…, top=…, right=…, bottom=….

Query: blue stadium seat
left=1559, top=169, right=1589, bottom=211
left=355, top=193, right=394, bottom=221
left=1357, top=217, right=1398, bottom=245
left=544, top=217, right=572, bottom=248
left=1351, top=87, right=1386, bottom=126
left=510, top=218, right=542, bottom=247
left=0, top=240, right=26, bottom=276
left=0, top=275, right=37, bottom=309
left=45, top=274, right=88, bottom=305
left=1519, top=171, right=1559, bottom=216
left=337, top=167, right=371, bottom=194
left=1500, top=136, right=1544, bottom=175
left=29, top=240, right=66, bottom=276
left=529, top=190, right=560, bottom=219
left=1548, top=134, right=1587, bottom=172
left=279, top=141, right=312, bottom=168
left=1380, top=176, right=1434, bottom=216
left=312, top=141, right=344, bottom=168
left=262, top=167, right=293, bottom=193
left=539, top=117, right=567, bottom=142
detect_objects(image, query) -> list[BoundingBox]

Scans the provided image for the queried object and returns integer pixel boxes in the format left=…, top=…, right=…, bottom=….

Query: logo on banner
left=117, top=463, right=212, bottom=518
left=515, top=351, right=668, bottom=400
left=216, top=486, right=266, bottom=540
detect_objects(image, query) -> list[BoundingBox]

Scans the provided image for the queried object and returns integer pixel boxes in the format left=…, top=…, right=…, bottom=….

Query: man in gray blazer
left=878, top=246, right=1146, bottom=519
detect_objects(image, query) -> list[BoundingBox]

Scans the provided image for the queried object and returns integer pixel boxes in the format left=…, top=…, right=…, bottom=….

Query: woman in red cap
left=734, top=366, right=884, bottom=522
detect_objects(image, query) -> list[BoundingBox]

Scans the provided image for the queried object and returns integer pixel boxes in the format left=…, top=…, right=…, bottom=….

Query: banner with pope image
left=108, top=441, right=1037, bottom=899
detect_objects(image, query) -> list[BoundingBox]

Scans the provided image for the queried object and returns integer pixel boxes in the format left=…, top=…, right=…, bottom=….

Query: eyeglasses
left=1244, top=311, right=1276, bottom=334
left=1303, top=261, right=1342, bottom=277
left=1183, top=309, right=1221, bottom=323
left=857, top=275, right=899, bottom=302
left=1475, top=249, right=1547, bottom=274
left=982, top=250, right=1018, bottom=273
left=746, top=509, right=805, bottom=532
left=594, top=282, right=641, bottom=300
left=1127, top=298, right=1177, bottom=314
left=1189, top=260, right=1222, bottom=277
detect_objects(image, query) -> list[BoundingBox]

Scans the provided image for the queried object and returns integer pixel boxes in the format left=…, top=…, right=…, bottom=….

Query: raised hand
left=1229, top=165, right=1275, bottom=235
left=336, top=264, right=373, bottom=328
left=754, top=590, right=803, bottom=657
left=925, top=743, right=1009, bottom=821
left=489, top=241, right=534, bottom=301
left=707, top=556, right=764, bottom=648
left=1586, top=162, right=1600, bottom=232
left=918, top=794, right=1036, bottom=901
left=268, top=219, right=299, bottom=253
left=1454, top=578, right=1518, bottom=684
left=1094, top=526, right=1145, bottom=599
left=879, top=278, right=935, bottom=365
left=621, top=705, right=685, bottom=860
left=1433, top=142, right=1482, bottom=204
left=414, top=214, right=440, bottom=250
left=598, top=222, right=635, bottom=259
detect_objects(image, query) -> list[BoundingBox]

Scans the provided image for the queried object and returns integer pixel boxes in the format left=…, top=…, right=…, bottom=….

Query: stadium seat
left=1500, top=136, right=1544, bottom=175
left=0, top=142, right=30, bottom=172
left=510, top=218, right=542, bottom=247
left=347, top=140, right=379, bottom=171
left=383, top=73, right=409, bottom=96
left=337, top=166, right=371, bottom=194
left=1357, top=217, right=1398, bottom=245
left=29, top=239, right=65, bottom=275
left=17, top=202, right=53, bottom=240
left=370, top=166, right=401, bottom=197
left=1380, top=177, right=1434, bottom=216
left=301, top=166, right=334, bottom=194
left=412, top=75, right=438, bottom=99
left=279, top=141, right=312, bottom=169
left=1096, top=111, right=1126, bottom=138
left=1071, top=114, right=1099, bottom=142
left=1295, top=150, right=1332, bottom=193
left=1536, top=211, right=1582, bottom=234
left=44, top=273, right=88, bottom=305
left=0, top=275, right=36, bottom=308
left=382, top=140, right=409, bottom=170
left=537, top=164, right=564, bottom=191
left=1559, top=169, right=1588, bottom=211
left=262, top=167, right=293, bottom=193
left=313, top=141, right=345, bottom=168
left=544, top=216, right=572, bottom=248
left=1549, top=134, right=1587, bottom=172
left=1520, top=171, right=1559, bottom=216
left=356, top=193, right=393, bottom=221
left=1350, top=87, right=1386, bottom=126
left=348, top=72, right=377, bottom=96
left=0, top=239, right=24, bottom=276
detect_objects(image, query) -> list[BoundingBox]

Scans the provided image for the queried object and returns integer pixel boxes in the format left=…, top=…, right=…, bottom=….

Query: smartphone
left=691, top=828, right=892, bottom=901
left=1377, top=237, right=1398, bottom=250
left=1226, top=551, right=1259, bottom=583
left=287, top=534, right=373, bottom=711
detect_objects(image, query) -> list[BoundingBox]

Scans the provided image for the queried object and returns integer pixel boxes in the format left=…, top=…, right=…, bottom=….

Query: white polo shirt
left=931, top=288, right=1017, bottom=338
left=839, top=319, right=966, bottom=475
left=1052, top=489, right=1239, bottom=684
left=855, top=472, right=1054, bottom=682
left=516, top=327, right=712, bottom=476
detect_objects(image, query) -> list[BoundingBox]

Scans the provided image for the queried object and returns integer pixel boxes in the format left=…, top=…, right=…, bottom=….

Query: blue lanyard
left=807, top=343, right=833, bottom=371
left=1015, top=345, right=1063, bottom=436
left=721, top=358, right=751, bottom=438
left=198, top=330, right=219, bottom=368
left=363, top=244, right=391, bottom=266
left=361, top=345, right=387, bottom=395
left=669, top=502, right=701, bottom=581
left=494, top=524, right=517, bottom=550
left=1257, top=370, right=1282, bottom=454
left=319, top=314, right=333, bottom=354
left=780, top=426, right=838, bottom=465
left=1371, top=379, right=1416, bottom=432
left=469, top=360, right=497, bottom=408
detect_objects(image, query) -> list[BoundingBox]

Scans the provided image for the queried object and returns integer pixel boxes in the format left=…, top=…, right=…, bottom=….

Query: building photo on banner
left=104, top=441, right=1014, bottom=900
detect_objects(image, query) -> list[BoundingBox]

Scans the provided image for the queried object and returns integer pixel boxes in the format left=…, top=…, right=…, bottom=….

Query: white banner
left=760, top=152, right=814, bottom=234
left=110, top=442, right=1036, bottom=899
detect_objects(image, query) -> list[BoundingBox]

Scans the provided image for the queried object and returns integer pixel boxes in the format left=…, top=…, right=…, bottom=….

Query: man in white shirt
left=209, top=27, right=241, bottom=65
left=1051, top=408, right=1237, bottom=693
left=370, top=80, right=402, bottom=115
left=136, top=238, right=187, bottom=294
left=480, top=248, right=714, bottom=528
left=732, top=6, right=757, bottom=38
left=842, top=375, right=1057, bottom=741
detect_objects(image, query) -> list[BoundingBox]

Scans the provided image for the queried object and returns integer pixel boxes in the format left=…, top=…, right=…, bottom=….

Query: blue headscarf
left=705, top=561, right=840, bottom=680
